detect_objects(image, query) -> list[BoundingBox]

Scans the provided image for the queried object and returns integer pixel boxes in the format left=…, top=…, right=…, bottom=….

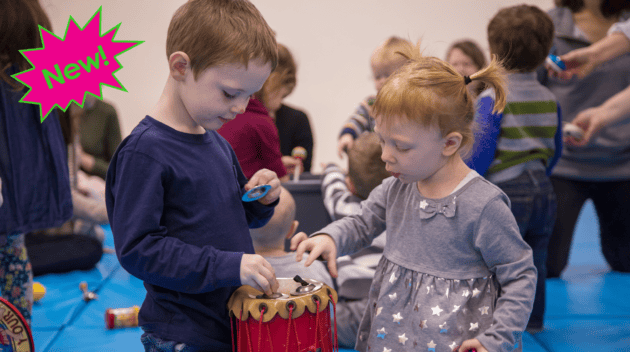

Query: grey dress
left=315, top=172, right=537, bottom=352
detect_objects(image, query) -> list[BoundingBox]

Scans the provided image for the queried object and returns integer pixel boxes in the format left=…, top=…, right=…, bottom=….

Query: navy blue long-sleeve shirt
left=1, top=65, right=72, bottom=235
left=106, top=116, right=276, bottom=349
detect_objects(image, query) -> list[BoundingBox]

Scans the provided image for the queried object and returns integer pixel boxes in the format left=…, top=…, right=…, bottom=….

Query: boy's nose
left=231, top=97, right=250, bottom=115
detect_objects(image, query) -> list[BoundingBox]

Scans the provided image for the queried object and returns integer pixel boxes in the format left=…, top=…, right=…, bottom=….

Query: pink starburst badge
left=11, top=7, right=142, bottom=122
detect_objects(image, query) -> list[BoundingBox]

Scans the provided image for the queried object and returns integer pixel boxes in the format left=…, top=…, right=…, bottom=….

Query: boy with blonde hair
left=106, top=1, right=283, bottom=350
left=336, top=36, right=410, bottom=157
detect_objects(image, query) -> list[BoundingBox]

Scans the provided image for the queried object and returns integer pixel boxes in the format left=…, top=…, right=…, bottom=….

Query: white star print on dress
left=462, top=289, right=470, bottom=297
left=389, top=272, right=397, bottom=283
left=389, top=293, right=397, bottom=301
left=377, top=327, right=387, bottom=339
left=479, top=306, right=489, bottom=315
left=431, top=305, right=444, bottom=316
left=419, top=200, right=428, bottom=209
left=419, top=320, right=428, bottom=329
left=383, top=347, right=391, bottom=352
left=376, top=307, right=383, bottom=316
left=472, top=288, right=481, bottom=297
left=453, top=305, right=460, bottom=312
left=449, top=342, right=459, bottom=350
left=427, top=340, right=437, bottom=350
left=392, top=312, right=403, bottom=323
left=398, top=333, right=408, bottom=345
left=470, top=322, right=479, bottom=331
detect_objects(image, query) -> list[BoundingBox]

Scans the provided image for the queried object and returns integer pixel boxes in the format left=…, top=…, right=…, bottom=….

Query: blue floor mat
left=31, top=201, right=630, bottom=351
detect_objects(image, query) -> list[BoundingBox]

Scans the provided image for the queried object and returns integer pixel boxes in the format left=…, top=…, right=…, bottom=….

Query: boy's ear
left=286, top=220, right=299, bottom=239
left=169, top=51, right=191, bottom=81
left=442, top=132, right=463, bottom=157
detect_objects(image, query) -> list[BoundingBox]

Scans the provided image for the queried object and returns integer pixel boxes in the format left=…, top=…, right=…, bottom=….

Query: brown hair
left=373, top=41, right=507, bottom=157
left=166, top=0, right=278, bottom=80
left=446, top=39, right=487, bottom=95
left=558, top=0, right=630, bottom=17
left=1, top=0, right=53, bottom=88
left=255, top=43, right=297, bottom=107
left=488, top=5, right=554, bottom=72
left=372, top=36, right=412, bottom=65
left=348, top=133, right=390, bottom=200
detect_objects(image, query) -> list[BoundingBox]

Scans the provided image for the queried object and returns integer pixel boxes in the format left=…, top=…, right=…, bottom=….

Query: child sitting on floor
left=250, top=186, right=333, bottom=287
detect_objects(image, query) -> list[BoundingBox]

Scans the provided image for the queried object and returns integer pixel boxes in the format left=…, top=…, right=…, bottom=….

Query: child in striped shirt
left=466, top=4, right=563, bottom=334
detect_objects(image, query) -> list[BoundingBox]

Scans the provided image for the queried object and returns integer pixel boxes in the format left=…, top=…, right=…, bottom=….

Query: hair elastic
left=464, top=76, right=472, bottom=85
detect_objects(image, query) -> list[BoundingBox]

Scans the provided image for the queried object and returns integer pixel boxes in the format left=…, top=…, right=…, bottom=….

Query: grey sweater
left=315, top=174, right=536, bottom=352
left=539, top=8, right=630, bottom=181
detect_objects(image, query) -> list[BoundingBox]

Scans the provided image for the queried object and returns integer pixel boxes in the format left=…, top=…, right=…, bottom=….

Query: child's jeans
left=141, top=329, right=234, bottom=352
left=496, top=169, right=556, bottom=331
left=0, top=232, right=33, bottom=325
left=141, top=330, right=206, bottom=352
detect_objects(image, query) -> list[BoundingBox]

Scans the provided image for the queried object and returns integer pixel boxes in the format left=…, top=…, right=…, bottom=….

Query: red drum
left=228, top=276, right=339, bottom=352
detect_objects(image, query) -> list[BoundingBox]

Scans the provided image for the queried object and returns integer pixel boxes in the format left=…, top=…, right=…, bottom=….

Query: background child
left=445, top=39, right=487, bottom=97
left=0, top=0, right=73, bottom=324
left=255, top=43, right=314, bottom=174
left=292, top=42, right=537, bottom=352
left=336, top=36, right=411, bottom=158
left=320, top=132, right=390, bottom=347
left=250, top=186, right=333, bottom=287
left=467, top=4, right=562, bottom=334
left=106, top=0, right=282, bottom=350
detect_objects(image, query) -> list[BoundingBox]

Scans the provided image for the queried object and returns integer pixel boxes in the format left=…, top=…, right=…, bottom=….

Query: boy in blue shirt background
left=467, top=4, right=563, bottom=334
left=106, top=0, right=282, bottom=350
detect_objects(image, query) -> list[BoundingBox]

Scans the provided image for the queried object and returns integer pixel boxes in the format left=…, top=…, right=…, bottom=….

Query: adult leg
left=547, top=177, right=589, bottom=278
left=0, top=232, right=34, bottom=325
left=588, top=179, right=630, bottom=272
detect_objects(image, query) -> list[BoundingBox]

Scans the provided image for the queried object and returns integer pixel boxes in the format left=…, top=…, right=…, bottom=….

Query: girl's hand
left=290, top=232, right=338, bottom=278
left=337, top=134, right=355, bottom=159
left=240, top=254, right=279, bottom=296
left=246, top=168, right=281, bottom=205
left=457, top=338, right=488, bottom=352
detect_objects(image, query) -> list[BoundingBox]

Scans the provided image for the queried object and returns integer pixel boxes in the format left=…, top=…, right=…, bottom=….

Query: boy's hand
left=337, top=134, right=354, bottom=159
left=456, top=338, right=488, bottom=352
left=246, top=168, right=281, bottom=205
left=240, top=254, right=279, bottom=296
left=291, top=232, right=338, bottom=278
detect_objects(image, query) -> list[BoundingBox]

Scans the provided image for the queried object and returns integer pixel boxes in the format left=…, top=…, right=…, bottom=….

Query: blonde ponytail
left=469, top=55, right=508, bottom=113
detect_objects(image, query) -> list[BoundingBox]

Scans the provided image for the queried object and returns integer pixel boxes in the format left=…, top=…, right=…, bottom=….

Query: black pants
left=547, top=176, right=630, bottom=277
left=25, top=233, right=103, bottom=276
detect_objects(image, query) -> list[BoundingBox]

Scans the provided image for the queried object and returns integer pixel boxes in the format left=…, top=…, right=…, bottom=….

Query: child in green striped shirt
left=466, top=4, right=563, bottom=334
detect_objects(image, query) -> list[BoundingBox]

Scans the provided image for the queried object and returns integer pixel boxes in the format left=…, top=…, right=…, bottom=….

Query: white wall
left=41, top=0, right=554, bottom=173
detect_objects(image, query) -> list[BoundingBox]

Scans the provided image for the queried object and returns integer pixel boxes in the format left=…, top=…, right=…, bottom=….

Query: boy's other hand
left=240, top=254, right=279, bottom=296
left=337, top=134, right=354, bottom=159
left=291, top=232, right=338, bottom=278
left=246, top=168, right=281, bottom=205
